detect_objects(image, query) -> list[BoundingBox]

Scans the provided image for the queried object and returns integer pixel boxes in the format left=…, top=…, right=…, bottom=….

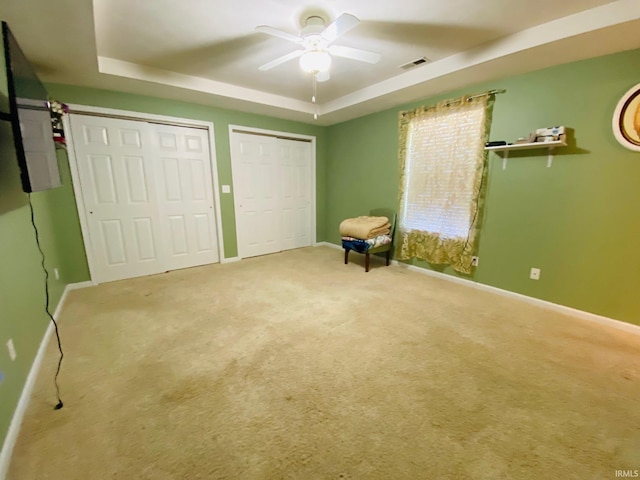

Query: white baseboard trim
left=314, top=241, right=341, bottom=250
left=0, top=280, right=92, bottom=480
left=391, top=260, right=640, bottom=336
left=61, top=260, right=639, bottom=337
left=315, top=244, right=638, bottom=334
left=221, top=256, right=241, bottom=264
left=66, top=280, right=96, bottom=290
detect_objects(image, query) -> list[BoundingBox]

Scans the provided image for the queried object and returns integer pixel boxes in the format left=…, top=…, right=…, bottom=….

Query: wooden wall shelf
left=485, top=135, right=567, bottom=169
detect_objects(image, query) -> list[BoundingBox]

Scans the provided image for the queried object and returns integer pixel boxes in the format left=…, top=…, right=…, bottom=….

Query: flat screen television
left=2, top=21, right=61, bottom=193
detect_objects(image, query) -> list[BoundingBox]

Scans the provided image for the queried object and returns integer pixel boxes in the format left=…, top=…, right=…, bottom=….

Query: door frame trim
left=63, top=104, right=226, bottom=283
left=228, top=125, right=317, bottom=259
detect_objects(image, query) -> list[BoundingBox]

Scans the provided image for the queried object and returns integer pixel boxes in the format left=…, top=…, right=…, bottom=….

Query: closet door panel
left=70, top=115, right=164, bottom=283
left=231, top=133, right=281, bottom=258
left=151, top=124, right=219, bottom=270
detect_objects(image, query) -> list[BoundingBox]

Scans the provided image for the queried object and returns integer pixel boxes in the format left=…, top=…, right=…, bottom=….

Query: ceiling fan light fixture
left=299, top=50, right=331, bottom=73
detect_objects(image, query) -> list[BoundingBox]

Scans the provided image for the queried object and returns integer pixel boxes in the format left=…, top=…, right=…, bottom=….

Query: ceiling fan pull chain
left=312, top=75, right=319, bottom=120
left=312, top=74, right=317, bottom=103
left=311, top=73, right=318, bottom=120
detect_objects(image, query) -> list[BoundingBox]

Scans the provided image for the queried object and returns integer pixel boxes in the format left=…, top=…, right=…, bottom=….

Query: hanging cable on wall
left=28, top=193, right=64, bottom=410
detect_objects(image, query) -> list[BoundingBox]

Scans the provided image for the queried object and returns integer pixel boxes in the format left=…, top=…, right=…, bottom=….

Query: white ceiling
left=2, top=0, right=640, bottom=125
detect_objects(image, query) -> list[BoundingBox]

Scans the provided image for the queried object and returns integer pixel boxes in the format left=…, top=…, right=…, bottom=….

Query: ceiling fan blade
left=321, top=13, right=360, bottom=44
left=255, top=25, right=303, bottom=45
left=258, top=50, right=304, bottom=71
left=328, top=45, right=381, bottom=64
left=315, top=71, right=330, bottom=82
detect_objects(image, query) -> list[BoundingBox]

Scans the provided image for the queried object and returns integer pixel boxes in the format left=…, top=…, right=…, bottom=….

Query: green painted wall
left=0, top=121, right=85, bottom=451
left=326, top=48, right=640, bottom=325
left=45, top=84, right=329, bottom=258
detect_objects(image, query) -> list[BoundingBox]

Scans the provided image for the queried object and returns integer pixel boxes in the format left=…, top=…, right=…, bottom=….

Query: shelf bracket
left=502, top=150, right=508, bottom=170
left=547, top=148, right=554, bottom=168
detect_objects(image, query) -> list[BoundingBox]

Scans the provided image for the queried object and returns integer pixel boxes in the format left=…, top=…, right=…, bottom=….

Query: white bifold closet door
left=70, top=115, right=219, bottom=283
left=152, top=124, right=219, bottom=272
left=279, top=138, right=312, bottom=251
left=230, top=132, right=312, bottom=259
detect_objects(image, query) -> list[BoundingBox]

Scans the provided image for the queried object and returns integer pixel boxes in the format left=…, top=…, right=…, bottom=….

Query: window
left=397, top=94, right=493, bottom=273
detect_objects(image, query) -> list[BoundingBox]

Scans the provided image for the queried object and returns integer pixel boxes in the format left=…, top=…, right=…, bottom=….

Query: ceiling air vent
left=399, top=57, right=430, bottom=70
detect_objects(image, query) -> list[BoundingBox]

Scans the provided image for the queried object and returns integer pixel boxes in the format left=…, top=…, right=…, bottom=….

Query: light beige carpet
left=8, top=247, right=640, bottom=479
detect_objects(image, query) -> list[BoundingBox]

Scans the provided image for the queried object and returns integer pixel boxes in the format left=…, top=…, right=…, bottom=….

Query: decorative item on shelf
left=534, top=125, right=565, bottom=143
left=485, top=140, right=507, bottom=147
left=49, top=100, right=69, bottom=147
left=513, top=132, right=537, bottom=144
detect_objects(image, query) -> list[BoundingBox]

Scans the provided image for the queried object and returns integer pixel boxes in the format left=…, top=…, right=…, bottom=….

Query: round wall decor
left=612, top=82, right=640, bottom=152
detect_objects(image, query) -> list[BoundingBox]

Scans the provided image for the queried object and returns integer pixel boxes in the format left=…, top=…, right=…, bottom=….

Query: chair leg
left=365, top=252, right=370, bottom=272
left=386, top=250, right=391, bottom=266
left=344, top=248, right=349, bottom=265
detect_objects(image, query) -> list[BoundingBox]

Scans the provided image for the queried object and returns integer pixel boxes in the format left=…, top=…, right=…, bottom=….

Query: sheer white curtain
left=397, top=94, right=493, bottom=273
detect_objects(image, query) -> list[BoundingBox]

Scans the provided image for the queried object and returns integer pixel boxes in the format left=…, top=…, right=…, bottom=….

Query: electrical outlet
left=6, top=339, right=16, bottom=361
left=54, top=268, right=60, bottom=280
left=471, top=256, right=479, bottom=266
left=530, top=267, right=541, bottom=280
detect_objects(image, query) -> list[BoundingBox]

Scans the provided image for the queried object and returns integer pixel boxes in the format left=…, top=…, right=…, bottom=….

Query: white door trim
left=228, top=124, right=317, bottom=256
left=63, top=104, right=226, bottom=283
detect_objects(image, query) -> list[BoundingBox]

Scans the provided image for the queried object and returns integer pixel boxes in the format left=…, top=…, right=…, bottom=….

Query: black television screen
left=2, top=21, right=61, bottom=193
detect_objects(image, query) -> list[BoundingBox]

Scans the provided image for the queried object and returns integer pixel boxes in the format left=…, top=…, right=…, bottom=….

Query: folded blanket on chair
left=339, top=216, right=390, bottom=239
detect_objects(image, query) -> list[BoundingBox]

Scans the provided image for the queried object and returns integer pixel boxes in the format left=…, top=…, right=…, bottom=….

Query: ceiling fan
left=256, top=13, right=381, bottom=82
